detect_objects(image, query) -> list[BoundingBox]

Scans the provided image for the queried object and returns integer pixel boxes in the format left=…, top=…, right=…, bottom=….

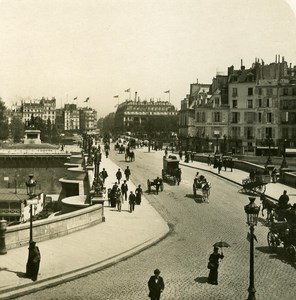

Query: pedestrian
left=121, top=180, right=129, bottom=201
left=207, top=247, right=224, bottom=285
left=124, top=166, right=131, bottom=181
left=223, top=159, right=227, bottom=171
left=179, top=150, right=183, bottom=160
left=207, top=155, right=211, bottom=166
left=184, top=152, right=190, bottom=163
left=155, top=177, right=162, bottom=195
left=129, top=191, right=136, bottom=213
left=105, top=149, right=109, bottom=158
left=26, top=241, right=41, bottom=281
left=229, top=158, right=234, bottom=172
left=101, top=168, right=108, bottom=184
left=191, top=152, right=194, bottom=162
left=164, top=147, right=168, bottom=157
left=116, top=190, right=122, bottom=212
left=135, top=184, right=143, bottom=205
left=148, top=268, right=165, bottom=300
left=271, top=168, right=277, bottom=183
left=217, top=159, right=222, bottom=174
left=116, top=169, right=122, bottom=184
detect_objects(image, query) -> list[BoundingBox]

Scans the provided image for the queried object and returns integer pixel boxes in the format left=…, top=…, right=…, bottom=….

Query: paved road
left=17, top=148, right=296, bottom=300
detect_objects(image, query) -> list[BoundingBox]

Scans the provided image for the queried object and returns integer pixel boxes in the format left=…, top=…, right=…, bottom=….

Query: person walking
left=105, top=149, right=109, bottom=158
left=116, top=169, right=122, bottom=184
left=207, top=247, right=224, bottom=285
left=207, top=155, right=211, bottom=166
left=190, top=152, right=194, bottom=162
left=116, top=190, right=122, bottom=212
left=129, top=191, right=136, bottom=213
left=124, top=166, right=131, bottom=181
left=271, top=168, right=277, bottom=183
left=217, top=159, right=222, bottom=174
left=101, top=168, right=108, bottom=184
left=148, top=268, right=165, bottom=300
left=135, top=184, right=143, bottom=205
left=121, top=180, right=129, bottom=201
left=179, top=150, right=183, bottom=160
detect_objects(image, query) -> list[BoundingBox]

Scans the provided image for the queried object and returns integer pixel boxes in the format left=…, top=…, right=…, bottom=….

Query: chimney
left=134, top=91, right=137, bottom=101
left=275, top=55, right=277, bottom=63
left=241, top=59, right=243, bottom=68
left=282, top=56, right=285, bottom=62
left=197, top=78, right=199, bottom=84
left=278, top=54, right=280, bottom=63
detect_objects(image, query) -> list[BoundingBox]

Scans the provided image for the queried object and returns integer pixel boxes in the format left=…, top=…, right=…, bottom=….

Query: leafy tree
left=0, top=99, right=9, bottom=141
left=10, top=116, right=24, bottom=142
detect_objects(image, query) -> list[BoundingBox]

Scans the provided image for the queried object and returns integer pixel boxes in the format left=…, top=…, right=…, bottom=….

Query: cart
left=162, top=155, right=181, bottom=185
left=267, top=219, right=296, bottom=261
left=241, top=174, right=270, bottom=194
left=193, top=176, right=211, bottom=202
left=147, top=178, right=164, bottom=194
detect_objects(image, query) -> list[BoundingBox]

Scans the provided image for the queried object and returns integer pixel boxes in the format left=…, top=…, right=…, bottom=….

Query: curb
left=0, top=226, right=170, bottom=300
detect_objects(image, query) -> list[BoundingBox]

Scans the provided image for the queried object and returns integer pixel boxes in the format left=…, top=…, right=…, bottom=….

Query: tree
left=0, top=99, right=9, bottom=141
left=10, top=116, right=24, bottom=142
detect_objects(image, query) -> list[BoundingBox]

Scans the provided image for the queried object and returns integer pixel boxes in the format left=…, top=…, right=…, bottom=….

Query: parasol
left=213, top=241, right=230, bottom=248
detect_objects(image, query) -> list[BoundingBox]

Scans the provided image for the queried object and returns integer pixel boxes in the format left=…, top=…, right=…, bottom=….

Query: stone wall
left=5, top=204, right=103, bottom=250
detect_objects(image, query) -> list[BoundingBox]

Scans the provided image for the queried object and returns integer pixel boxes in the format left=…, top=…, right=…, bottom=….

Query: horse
left=260, top=194, right=277, bottom=221
left=125, top=149, right=135, bottom=162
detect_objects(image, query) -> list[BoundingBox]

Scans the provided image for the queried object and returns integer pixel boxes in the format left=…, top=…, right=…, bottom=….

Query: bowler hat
left=154, top=269, right=160, bottom=275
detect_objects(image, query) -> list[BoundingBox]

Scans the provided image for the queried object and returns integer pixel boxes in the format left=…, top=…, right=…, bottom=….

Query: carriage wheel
left=267, top=231, right=277, bottom=252
left=147, top=180, right=151, bottom=193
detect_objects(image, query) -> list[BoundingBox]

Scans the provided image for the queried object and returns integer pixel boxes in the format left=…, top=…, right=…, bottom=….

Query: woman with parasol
left=207, top=242, right=229, bottom=285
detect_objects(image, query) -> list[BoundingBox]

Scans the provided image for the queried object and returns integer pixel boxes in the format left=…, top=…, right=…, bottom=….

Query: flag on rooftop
left=164, top=90, right=170, bottom=93
left=124, top=88, right=130, bottom=92
left=84, top=97, right=90, bottom=102
left=114, top=95, right=119, bottom=98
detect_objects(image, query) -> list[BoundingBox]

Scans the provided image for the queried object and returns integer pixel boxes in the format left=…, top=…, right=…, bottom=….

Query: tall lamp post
left=281, top=139, right=288, bottom=169
left=244, top=197, right=260, bottom=300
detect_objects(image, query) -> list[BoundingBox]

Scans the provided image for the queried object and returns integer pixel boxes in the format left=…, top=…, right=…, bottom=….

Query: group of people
left=107, top=167, right=143, bottom=213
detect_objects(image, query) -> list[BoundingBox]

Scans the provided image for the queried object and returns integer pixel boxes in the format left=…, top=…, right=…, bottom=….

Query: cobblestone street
left=17, top=149, right=296, bottom=300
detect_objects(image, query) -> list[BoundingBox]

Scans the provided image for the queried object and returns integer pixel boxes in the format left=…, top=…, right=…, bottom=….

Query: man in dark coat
left=129, top=191, right=136, bottom=213
left=101, top=168, right=108, bottom=184
left=116, top=169, right=122, bottom=184
left=124, top=166, right=131, bottom=181
left=121, top=180, right=128, bottom=201
left=278, top=190, right=290, bottom=209
left=148, top=268, right=165, bottom=300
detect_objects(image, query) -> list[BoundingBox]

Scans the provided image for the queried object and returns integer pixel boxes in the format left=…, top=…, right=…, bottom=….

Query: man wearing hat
left=148, top=268, right=165, bottom=300
left=208, top=246, right=224, bottom=285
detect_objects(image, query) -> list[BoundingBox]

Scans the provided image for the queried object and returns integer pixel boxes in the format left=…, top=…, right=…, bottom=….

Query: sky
left=0, top=0, right=296, bottom=118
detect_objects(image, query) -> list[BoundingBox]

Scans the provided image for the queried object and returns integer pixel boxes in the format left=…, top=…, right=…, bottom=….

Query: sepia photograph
left=1, top=0, right=296, bottom=299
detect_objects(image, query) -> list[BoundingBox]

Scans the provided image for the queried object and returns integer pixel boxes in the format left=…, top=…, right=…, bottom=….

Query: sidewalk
left=1, top=150, right=295, bottom=299
left=178, top=157, right=296, bottom=205
left=0, top=154, right=169, bottom=299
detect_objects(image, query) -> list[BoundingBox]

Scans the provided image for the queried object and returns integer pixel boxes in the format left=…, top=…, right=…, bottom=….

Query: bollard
left=0, top=219, right=7, bottom=255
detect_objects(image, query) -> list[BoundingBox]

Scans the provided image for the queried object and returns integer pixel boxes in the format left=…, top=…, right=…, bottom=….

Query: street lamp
left=281, top=139, right=288, bottom=169
left=244, top=196, right=260, bottom=300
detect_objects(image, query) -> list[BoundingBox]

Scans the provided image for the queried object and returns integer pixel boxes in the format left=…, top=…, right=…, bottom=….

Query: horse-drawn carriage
left=241, top=174, right=270, bottom=194
left=147, top=177, right=164, bottom=194
left=125, top=148, right=135, bottom=162
left=162, top=155, right=181, bottom=185
left=267, top=218, right=296, bottom=260
left=193, top=175, right=211, bottom=202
